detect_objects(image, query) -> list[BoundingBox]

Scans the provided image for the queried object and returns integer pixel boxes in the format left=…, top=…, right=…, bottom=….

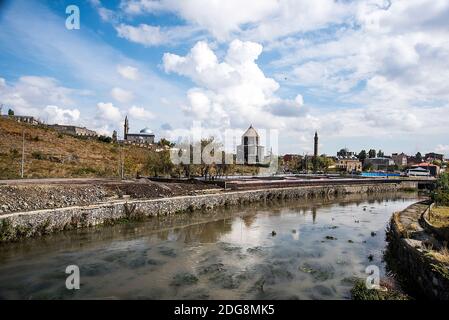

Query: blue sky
left=1, top=0, right=449, bottom=157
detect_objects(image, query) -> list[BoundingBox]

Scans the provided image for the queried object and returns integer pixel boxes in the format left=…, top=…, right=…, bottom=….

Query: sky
left=0, top=0, right=449, bottom=157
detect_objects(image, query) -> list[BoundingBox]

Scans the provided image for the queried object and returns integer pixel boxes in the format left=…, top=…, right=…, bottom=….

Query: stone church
left=237, top=125, right=265, bottom=164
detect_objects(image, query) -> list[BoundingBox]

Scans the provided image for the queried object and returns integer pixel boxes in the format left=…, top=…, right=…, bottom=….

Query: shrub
left=31, top=151, right=45, bottom=160
left=432, top=173, right=449, bottom=206
left=98, top=135, right=113, bottom=143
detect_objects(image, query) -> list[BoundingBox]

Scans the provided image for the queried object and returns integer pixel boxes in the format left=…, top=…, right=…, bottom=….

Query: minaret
left=313, top=131, right=319, bottom=173
left=124, top=116, right=129, bottom=140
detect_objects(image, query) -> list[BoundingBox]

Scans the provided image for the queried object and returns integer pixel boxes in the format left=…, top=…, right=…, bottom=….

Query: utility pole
left=21, top=130, right=25, bottom=178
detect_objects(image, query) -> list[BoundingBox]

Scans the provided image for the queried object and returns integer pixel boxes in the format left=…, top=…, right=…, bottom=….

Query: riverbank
left=387, top=201, right=449, bottom=299
left=1, top=181, right=416, bottom=243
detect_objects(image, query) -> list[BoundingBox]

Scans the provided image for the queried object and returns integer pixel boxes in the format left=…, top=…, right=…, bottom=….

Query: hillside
left=0, top=118, right=152, bottom=179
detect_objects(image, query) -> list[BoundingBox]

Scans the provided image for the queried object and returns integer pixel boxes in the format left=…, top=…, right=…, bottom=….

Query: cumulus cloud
left=128, top=105, right=154, bottom=121
left=117, top=65, right=139, bottom=80
left=43, top=105, right=80, bottom=125
left=163, top=40, right=307, bottom=131
left=0, top=75, right=79, bottom=120
left=111, top=87, right=134, bottom=103
left=96, top=102, right=122, bottom=123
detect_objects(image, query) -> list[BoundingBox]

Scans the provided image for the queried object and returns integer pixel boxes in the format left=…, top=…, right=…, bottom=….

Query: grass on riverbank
left=430, top=206, right=449, bottom=228
left=351, top=279, right=409, bottom=300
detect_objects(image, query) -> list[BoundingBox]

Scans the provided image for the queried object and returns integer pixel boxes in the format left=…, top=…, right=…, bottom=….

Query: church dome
left=242, top=125, right=259, bottom=137
left=139, top=127, right=154, bottom=135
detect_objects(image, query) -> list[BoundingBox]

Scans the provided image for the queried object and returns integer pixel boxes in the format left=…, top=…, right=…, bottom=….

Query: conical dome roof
left=242, top=125, right=259, bottom=137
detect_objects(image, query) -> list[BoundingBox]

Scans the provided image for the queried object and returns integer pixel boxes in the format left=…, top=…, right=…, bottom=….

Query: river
left=0, top=192, right=421, bottom=300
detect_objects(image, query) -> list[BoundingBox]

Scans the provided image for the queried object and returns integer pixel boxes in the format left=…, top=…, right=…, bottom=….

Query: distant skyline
left=1, top=0, right=449, bottom=157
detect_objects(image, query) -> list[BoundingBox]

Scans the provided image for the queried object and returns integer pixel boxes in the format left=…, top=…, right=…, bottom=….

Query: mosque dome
left=139, top=127, right=154, bottom=135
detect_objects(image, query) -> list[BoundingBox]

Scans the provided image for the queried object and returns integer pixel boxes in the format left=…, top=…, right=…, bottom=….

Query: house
left=392, top=153, right=408, bottom=167
left=364, top=157, right=395, bottom=171
left=236, top=125, right=265, bottom=165
left=411, top=163, right=440, bottom=177
left=336, top=159, right=362, bottom=173
left=425, top=153, right=444, bottom=162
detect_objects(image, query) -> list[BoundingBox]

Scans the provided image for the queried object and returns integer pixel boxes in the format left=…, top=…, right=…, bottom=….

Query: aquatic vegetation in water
left=171, top=272, right=199, bottom=287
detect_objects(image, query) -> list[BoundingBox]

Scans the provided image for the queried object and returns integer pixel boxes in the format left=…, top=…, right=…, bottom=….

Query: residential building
left=425, top=153, right=444, bottom=162
left=411, top=163, right=440, bottom=177
left=364, top=157, right=395, bottom=171
left=392, top=153, right=408, bottom=167
left=336, top=159, right=362, bottom=173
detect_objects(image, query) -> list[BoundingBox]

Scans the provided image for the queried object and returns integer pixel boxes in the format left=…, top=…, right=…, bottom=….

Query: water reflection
left=0, top=192, right=420, bottom=300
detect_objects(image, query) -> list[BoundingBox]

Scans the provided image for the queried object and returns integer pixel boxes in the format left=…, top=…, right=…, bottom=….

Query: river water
left=0, top=192, right=420, bottom=300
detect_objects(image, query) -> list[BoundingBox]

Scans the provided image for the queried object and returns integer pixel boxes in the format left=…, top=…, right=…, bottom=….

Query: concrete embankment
left=0, top=181, right=416, bottom=243
left=387, top=201, right=449, bottom=300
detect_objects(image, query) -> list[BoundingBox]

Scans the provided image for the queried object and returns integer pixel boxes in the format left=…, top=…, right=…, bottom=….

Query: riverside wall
left=0, top=181, right=416, bottom=243
left=388, top=201, right=449, bottom=300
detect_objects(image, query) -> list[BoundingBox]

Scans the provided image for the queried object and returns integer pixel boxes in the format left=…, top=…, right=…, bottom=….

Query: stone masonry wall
left=388, top=202, right=449, bottom=300
left=0, top=182, right=412, bottom=243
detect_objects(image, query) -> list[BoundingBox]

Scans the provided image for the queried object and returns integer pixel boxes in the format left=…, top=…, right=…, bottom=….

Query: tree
left=432, top=172, right=449, bottom=206
left=368, top=149, right=376, bottom=158
left=415, top=152, right=423, bottom=163
left=358, top=150, right=367, bottom=162
left=8, top=109, right=14, bottom=116
left=337, top=148, right=349, bottom=158
left=146, top=150, right=173, bottom=177
left=158, top=138, right=175, bottom=148
left=377, top=150, right=384, bottom=157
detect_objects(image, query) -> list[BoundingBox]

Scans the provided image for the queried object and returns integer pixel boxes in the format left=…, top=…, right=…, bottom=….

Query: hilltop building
left=49, top=124, right=97, bottom=137
left=123, top=116, right=155, bottom=145
left=2, top=115, right=41, bottom=125
left=237, top=125, right=264, bottom=164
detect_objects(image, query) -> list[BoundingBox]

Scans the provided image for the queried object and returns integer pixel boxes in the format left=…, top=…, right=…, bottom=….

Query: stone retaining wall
left=0, top=182, right=412, bottom=243
left=388, top=202, right=449, bottom=300
left=421, top=204, right=449, bottom=242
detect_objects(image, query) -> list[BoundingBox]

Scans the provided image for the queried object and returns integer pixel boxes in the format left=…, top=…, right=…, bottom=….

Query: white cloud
left=117, top=65, right=139, bottom=80
left=96, top=102, right=122, bottom=123
left=163, top=40, right=308, bottom=131
left=0, top=75, right=78, bottom=120
left=43, top=105, right=80, bottom=125
left=120, top=0, right=278, bottom=40
left=115, top=23, right=200, bottom=46
left=128, top=105, right=155, bottom=120
left=111, top=87, right=134, bottom=103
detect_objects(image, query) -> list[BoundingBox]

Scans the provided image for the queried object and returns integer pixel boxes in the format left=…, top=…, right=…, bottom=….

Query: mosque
left=123, top=116, right=155, bottom=144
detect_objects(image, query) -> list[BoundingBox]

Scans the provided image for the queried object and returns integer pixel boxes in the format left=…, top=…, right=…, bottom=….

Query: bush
left=432, top=173, right=449, bottom=206
left=31, top=151, right=45, bottom=160
left=98, top=135, right=113, bottom=143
